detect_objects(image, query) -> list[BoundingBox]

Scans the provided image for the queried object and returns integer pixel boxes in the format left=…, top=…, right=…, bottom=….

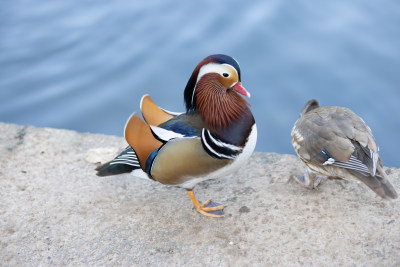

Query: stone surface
left=0, top=122, right=399, bottom=266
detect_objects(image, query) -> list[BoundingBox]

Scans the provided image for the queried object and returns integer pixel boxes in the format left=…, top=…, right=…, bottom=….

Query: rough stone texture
left=0, top=122, right=399, bottom=266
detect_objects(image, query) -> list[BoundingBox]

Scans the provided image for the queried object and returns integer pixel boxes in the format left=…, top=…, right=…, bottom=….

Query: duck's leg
left=186, top=190, right=225, bottom=217
left=294, top=169, right=323, bottom=189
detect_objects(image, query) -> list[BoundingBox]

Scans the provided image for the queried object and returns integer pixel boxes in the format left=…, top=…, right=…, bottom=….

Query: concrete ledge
left=1, top=122, right=399, bottom=266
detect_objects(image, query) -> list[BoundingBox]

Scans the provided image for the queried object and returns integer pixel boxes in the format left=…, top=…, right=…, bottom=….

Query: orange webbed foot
left=187, top=190, right=225, bottom=218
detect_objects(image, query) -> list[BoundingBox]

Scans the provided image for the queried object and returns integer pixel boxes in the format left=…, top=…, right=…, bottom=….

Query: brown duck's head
left=300, top=99, right=320, bottom=117
left=184, top=54, right=252, bottom=129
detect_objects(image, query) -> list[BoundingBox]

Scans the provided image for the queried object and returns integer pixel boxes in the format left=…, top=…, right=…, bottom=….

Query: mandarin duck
left=96, top=54, right=257, bottom=217
left=291, top=99, right=397, bottom=200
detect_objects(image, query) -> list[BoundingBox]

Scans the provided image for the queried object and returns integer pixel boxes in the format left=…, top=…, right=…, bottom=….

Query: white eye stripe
left=196, top=63, right=237, bottom=83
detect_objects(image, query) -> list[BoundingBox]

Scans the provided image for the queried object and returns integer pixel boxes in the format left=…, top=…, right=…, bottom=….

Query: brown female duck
left=291, top=99, right=397, bottom=200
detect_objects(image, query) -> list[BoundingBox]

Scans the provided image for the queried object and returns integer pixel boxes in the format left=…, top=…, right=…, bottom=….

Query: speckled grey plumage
left=292, top=99, right=398, bottom=200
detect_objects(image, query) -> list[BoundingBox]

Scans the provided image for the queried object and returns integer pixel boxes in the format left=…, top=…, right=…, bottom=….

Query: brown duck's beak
left=232, top=82, right=251, bottom=98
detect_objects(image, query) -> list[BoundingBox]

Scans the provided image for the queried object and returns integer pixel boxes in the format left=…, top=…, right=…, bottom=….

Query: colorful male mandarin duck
left=96, top=54, right=257, bottom=217
left=291, top=99, right=397, bottom=200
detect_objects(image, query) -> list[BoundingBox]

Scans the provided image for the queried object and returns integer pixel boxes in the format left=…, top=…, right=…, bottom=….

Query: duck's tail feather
left=95, top=146, right=140, bottom=176
left=349, top=165, right=398, bottom=200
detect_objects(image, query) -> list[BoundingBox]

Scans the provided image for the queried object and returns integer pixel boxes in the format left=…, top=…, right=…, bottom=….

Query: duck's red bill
left=232, top=82, right=251, bottom=98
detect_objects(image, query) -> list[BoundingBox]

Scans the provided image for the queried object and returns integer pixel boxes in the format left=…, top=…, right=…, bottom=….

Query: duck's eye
left=222, top=73, right=229, bottom=78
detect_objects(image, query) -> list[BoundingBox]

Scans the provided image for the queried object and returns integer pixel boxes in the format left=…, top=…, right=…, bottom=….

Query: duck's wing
left=95, top=95, right=182, bottom=177
left=124, top=112, right=163, bottom=171
left=140, top=95, right=183, bottom=126
left=294, top=106, right=378, bottom=173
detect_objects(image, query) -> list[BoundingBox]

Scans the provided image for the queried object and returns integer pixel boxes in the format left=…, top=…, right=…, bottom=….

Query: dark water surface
left=1, top=1, right=399, bottom=166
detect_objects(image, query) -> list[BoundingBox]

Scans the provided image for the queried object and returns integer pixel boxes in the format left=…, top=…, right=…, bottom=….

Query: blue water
left=1, top=1, right=400, bottom=167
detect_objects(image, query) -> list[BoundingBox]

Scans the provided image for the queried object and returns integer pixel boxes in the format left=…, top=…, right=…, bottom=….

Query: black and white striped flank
left=201, top=129, right=242, bottom=160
